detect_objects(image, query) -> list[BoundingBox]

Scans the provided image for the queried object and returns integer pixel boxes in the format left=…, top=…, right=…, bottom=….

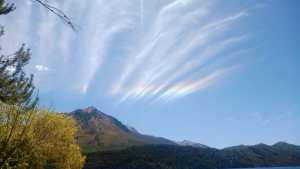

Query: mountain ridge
left=69, top=106, right=175, bottom=152
left=176, top=140, right=209, bottom=148
left=69, top=106, right=299, bottom=153
left=68, top=106, right=300, bottom=169
left=85, top=143, right=300, bottom=169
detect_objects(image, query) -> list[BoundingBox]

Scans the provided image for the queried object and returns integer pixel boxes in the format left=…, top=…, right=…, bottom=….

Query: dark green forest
left=84, top=143, right=300, bottom=169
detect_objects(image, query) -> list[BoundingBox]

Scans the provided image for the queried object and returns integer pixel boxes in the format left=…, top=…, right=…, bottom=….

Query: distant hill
left=177, top=140, right=209, bottom=148
left=69, top=106, right=300, bottom=169
left=84, top=142, right=300, bottom=169
left=70, top=106, right=175, bottom=152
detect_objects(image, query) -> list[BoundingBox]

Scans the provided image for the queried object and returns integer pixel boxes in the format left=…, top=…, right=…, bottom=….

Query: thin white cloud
left=140, top=0, right=144, bottom=30
left=35, top=65, right=49, bottom=72
left=5, top=66, right=16, bottom=73
left=77, top=0, right=138, bottom=94
left=1, top=0, right=253, bottom=102
left=255, top=3, right=267, bottom=9
left=111, top=0, right=249, bottom=102
left=112, top=1, right=211, bottom=95
left=80, top=84, right=89, bottom=94
left=118, top=65, right=236, bottom=102
left=160, top=67, right=232, bottom=100
left=249, top=111, right=296, bottom=126
left=0, top=0, right=33, bottom=52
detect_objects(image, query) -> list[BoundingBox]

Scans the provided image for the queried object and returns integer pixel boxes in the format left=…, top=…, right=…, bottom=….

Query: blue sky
left=0, top=0, right=299, bottom=148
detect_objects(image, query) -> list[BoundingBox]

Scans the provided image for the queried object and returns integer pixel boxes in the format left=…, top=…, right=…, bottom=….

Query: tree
left=0, top=103, right=34, bottom=168
left=0, top=103, right=85, bottom=169
left=0, top=1, right=38, bottom=109
left=31, top=110, right=85, bottom=169
left=0, top=0, right=76, bottom=109
left=0, top=0, right=15, bottom=15
left=0, top=1, right=84, bottom=168
left=0, top=44, right=38, bottom=109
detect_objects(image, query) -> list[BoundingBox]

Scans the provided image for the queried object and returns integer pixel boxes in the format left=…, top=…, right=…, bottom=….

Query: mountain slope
left=84, top=143, right=300, bottom=169
left=177, top=140, right=209, bottom=148
left=219, top=143, right=300, bottom=168
left=70, top=107, right=175, bottom=152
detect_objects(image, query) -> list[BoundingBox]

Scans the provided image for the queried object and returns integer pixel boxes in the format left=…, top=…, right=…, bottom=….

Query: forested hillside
left=84, top=143, right=300, bottom=169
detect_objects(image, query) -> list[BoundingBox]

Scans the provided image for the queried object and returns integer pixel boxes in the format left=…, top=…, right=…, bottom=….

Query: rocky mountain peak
left=82, top=106, right=99, bottom=113
left=69, top=106, right=175, bottom=152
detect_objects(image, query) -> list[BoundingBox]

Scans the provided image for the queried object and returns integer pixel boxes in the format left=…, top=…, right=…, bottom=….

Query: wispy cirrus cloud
left=159, top=66, right=234, bottom=100
left=1, top=0, right=252, bottom=103
left=111, top=0, right=249, bottom=102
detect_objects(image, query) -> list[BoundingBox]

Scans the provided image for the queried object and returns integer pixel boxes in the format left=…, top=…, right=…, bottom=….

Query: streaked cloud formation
left=2, top=0, right=299, bottom=148
left=0, top=0, right=250, bottom=103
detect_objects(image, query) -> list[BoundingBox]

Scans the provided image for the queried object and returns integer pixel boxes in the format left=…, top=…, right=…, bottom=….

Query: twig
left=32, top=0, right=76, bottom=31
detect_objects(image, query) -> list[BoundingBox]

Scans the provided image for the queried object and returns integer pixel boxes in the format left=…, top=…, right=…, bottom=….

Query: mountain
left=177, top=140, right=209, bottom=148
left=69, top=106, right=300, bottom=169
left=70, top=106, right=175, bottom=152
left=84, top=142, right=300, bottom=169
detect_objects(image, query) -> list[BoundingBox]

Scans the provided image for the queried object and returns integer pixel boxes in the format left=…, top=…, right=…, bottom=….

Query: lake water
left=235, top=167, right=300, bottom=169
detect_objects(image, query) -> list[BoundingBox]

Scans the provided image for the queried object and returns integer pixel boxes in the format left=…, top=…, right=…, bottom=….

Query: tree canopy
left=0, top=103, right=85, bottom=169
left=0, top=1, right=85, bottom=169
left=0, top=1, right=38, bottom=109
left=0, top=44, right=38, bottom=109
left=0, top=0, right=15, bottom=15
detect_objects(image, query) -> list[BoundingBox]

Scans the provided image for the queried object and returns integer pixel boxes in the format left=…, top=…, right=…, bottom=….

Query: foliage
left=84, top=144, right=300, bottom=169
left=0, top=103, right=85, bottom=169
left=0, top=0, right=14, bottom=15
left=0, top=1, right=38, bottom=109
left=0, top=102, right=33, bottom=169
left=0, top=43, right=38, bottom=109
left=0, top=1, right=84, bottom=168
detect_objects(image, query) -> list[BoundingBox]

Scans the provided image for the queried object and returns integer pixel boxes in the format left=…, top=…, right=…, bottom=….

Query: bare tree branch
left=32, top=0, right=76, bottom=31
